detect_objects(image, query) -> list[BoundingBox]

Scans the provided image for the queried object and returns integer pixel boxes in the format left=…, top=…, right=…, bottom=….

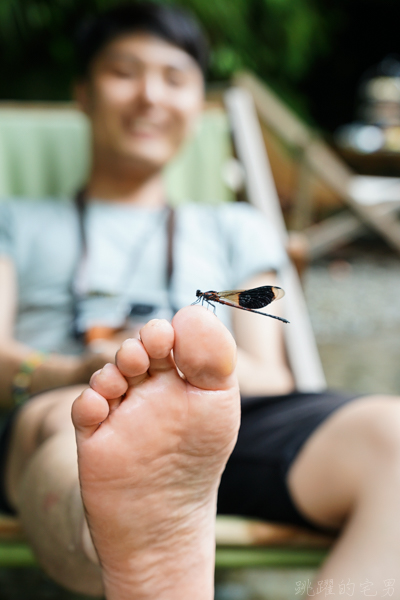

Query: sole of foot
left=72, top=306, right=240, bottom=600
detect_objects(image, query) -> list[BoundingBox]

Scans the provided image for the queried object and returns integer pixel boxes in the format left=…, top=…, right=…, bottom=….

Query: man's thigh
left=287, top=394, right=400, bottom=530
left=4, top=385, right=86, bottom=510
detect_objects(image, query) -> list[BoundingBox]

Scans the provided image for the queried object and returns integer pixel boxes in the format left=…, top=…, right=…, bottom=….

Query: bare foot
left=71, top=306, right=240, bottom=600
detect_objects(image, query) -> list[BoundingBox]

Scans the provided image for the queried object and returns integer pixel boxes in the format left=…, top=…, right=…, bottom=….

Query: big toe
left=172, top=306, right=237, bottom=391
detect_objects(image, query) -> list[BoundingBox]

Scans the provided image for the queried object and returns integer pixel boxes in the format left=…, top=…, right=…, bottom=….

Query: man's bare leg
left=5, top=384, right=103, bottom=594
left=288, top=395, right=400, bottom=597
left=5, top=306, right=240, bottom=598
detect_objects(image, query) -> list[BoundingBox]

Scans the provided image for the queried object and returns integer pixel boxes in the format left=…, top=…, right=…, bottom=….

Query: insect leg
left=204, top=298, right=216, bottom=313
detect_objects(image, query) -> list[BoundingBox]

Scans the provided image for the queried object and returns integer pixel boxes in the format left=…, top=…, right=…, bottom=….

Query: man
left=1, top=4, right=400, bottom=599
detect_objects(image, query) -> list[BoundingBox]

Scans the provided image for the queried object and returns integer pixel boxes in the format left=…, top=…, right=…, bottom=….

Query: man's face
left=76, top=33, right=205, bottom=171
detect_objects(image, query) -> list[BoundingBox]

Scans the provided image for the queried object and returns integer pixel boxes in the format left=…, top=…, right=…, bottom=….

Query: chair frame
left=0, top=91, right=331, bottom=571
left=234, top=71, right=400, bottom=259
left=224, top=86, right=326, bottom=392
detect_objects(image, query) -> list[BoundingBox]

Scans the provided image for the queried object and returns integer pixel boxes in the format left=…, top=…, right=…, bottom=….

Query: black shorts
left=217, top=390, right=361, bottom=531
left=0, top=390, right=360, bottom=527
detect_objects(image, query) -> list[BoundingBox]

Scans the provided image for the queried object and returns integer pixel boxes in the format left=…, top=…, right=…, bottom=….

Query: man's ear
left=73, top=80, right=91, bottom=114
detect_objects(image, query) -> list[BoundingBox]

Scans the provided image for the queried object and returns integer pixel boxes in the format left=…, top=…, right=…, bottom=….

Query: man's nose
left=138, top=73, right=166, bottom=105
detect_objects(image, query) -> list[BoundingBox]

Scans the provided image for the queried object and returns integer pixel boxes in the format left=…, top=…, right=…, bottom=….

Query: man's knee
left=16, top=384, right=86, bottom=446
left=287, top=395, right=400, bottom=528
left=296, top=394, right=400, bottom=470
left=354, top=395, right=400, bottom=462
left=35, top=385, right=87, bottom=442
left=5, top=385, right=86, bottom=509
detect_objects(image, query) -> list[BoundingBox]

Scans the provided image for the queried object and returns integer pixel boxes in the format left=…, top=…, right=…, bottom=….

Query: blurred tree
left=0, top=0, right=331, bottom=109
left=298, top=0, right=400, bottom=133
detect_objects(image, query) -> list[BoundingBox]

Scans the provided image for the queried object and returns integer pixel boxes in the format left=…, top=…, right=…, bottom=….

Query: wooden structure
left=225, top=87, right=326, bottom=392
left=235, top=72, right=400, bottom=259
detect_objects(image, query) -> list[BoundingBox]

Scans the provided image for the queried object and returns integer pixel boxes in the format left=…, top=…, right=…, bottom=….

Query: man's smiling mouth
left=125, top=117, right=165, bottom=136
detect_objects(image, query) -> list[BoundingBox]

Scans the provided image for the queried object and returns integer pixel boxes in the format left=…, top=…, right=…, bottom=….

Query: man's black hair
left=75, top=2, right=209, bottom=79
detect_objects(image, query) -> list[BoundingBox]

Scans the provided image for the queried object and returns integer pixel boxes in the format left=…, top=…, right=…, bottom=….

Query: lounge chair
left=0, top=94, right=332, bottom=571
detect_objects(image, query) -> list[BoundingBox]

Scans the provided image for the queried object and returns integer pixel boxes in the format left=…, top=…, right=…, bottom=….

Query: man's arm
left=232, top=271, right=295, bottom=397
left=0, top=256, right=113, bottom=409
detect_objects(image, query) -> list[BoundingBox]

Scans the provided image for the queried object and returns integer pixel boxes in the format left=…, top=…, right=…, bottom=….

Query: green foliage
left=181, top=0, right=331, bottom=82
left=0, top=0, right=332, bottom=101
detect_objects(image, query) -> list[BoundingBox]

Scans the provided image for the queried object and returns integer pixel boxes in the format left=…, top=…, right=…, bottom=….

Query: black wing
left=237, top=286, right=284, bottom=309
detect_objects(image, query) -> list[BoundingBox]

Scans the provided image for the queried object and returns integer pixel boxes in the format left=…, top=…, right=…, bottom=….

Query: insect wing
left=215, top=289, right=242, bottom=306
left=217, top=286, right=284, bottom=310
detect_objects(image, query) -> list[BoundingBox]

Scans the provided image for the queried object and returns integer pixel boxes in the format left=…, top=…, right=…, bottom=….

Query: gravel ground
left=304, top=257, right=400, bottom=342
left=303, top=253, right=400, bottom=395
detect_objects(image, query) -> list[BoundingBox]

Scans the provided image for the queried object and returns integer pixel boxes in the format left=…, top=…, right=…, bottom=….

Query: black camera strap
left=72, top=189, right=177, bottom=334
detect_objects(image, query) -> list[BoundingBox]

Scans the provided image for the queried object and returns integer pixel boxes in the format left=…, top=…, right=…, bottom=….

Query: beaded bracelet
left=12, top=351, right=48, bottom=405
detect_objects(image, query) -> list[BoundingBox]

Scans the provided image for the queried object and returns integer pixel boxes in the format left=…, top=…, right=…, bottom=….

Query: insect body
left=194, top=286, right=289, bottom=324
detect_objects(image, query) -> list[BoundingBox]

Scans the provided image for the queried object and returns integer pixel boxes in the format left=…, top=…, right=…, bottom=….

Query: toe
left=116, top=338, right=150, bottom=378
left=172, top=306, right=237, bottom=391
left=72, top=388, right=110, bottom=439
left=90, top=363, right=128, bottom=399
left=139, top=319, right=175, bottom=373
left=140, top=319, right=175, bottom=359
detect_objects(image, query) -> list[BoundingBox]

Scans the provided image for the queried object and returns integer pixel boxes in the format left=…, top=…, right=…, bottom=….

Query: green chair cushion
left=0, top=106, right=234, bottom=205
